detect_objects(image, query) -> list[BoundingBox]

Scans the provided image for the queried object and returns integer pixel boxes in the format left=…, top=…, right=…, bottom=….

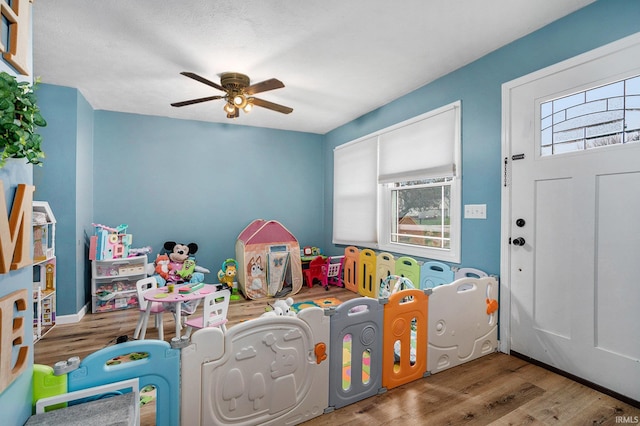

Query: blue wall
left=92, top=112, right=324, bottom=282
left=323, top=0, right=640, bottom=275
left=33, top=85, right=85, bottom=316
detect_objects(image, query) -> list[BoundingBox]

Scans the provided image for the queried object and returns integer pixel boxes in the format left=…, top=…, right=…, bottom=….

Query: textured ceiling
left=32, top=0, right=594, bottom=134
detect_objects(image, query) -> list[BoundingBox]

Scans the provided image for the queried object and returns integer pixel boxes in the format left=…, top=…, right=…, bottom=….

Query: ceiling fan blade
left=180, top=72, right=225, bottom=92
left=245, top=78, right=285, bottom=95
left=171, top=95, right=223, bottom=107
left=251, top=97, right=293, bottom=114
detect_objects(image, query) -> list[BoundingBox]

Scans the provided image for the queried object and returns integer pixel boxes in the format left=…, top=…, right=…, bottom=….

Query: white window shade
left=378, top=103, right=459, bottom=183
left=333, top=137, right=378, bottom=244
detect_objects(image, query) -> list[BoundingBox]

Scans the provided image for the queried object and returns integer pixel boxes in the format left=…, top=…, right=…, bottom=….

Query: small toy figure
left=217, top=258, right=238, bottom=290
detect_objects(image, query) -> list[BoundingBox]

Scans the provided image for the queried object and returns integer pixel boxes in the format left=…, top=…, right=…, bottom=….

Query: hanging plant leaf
left=0, top=72, right=47, bottom=168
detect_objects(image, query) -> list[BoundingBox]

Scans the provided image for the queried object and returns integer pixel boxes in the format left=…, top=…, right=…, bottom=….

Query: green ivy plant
left=0, top=71, right=47, bottom=168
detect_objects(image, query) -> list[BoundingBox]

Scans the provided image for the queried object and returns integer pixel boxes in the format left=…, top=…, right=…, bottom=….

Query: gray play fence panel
left=326, top=297, right=385, bottom=411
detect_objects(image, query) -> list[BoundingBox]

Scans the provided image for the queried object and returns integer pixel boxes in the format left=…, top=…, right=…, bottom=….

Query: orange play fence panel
left=381, top=288, right=428, bottom=390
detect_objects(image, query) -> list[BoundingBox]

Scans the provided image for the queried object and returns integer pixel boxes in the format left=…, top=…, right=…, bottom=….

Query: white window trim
left=333, top=101, right=461, bottom=263
left=378, top=176, right=461, bottom=262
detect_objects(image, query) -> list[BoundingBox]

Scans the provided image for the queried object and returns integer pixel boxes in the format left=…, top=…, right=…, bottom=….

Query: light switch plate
left=464, top=204, right=486, bottom=219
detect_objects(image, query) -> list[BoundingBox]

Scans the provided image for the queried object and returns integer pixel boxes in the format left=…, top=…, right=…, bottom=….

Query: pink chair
left=184, top=289, right=231, bottom=338
left=134, top=277, right=165, bottom=340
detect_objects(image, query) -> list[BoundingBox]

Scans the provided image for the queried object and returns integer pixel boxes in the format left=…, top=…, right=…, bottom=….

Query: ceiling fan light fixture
left=223, top=102, right=236, bottom=114
left=172, top=71, right=292, bottom=118
left=233, top=93, right=247, bottom=108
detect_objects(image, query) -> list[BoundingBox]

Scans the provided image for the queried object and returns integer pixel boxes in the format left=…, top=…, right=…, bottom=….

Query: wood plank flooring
left=34, top=285, right=640, bottom=426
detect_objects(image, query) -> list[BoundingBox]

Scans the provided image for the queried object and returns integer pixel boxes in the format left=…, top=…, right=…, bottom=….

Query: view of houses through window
left=390, top=178, right=452, bottom=250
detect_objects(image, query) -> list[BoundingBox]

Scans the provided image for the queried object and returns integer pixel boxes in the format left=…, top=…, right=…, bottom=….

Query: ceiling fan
left=171, top=71, right=293, bottom=118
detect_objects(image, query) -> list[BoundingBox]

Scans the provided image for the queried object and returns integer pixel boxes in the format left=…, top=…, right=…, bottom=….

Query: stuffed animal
left=261, top=306, right=283, bottom=317
left=154, top=254, right=170, bottom=280
left=261, top=297, right=296, bottom=317
left=165, top=241, right=198, bottom=283
left=178, top=258, right=196, bottom=279
left=274, top=297, right=295, bottom=316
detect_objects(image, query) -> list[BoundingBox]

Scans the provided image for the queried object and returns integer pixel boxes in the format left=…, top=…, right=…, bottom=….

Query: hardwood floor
left=304, top=352, right=639, bottom=425
left=34, top=285, right=639, bottom=426
left=33, top=284, right=361, bottom=366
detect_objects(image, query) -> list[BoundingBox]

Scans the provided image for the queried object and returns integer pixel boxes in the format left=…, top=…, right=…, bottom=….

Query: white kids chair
left=134, top=277, right=165, bottom=340
left=184, top=289, right=231, bottom=338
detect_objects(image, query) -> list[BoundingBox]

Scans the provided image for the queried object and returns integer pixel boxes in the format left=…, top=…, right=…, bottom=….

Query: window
left=333, top=101, right=461, bottom=262
left=389, top=178, right=452, bottom=249
left=540, top=75, right=640, bottom=156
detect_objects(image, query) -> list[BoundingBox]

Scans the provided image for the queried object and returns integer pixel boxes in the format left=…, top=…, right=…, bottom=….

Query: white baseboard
left=56, top=302, right=89, bottom=324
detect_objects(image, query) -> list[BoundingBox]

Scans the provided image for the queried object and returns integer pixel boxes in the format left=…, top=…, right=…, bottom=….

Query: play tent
left=235, top=219, right=303, bottom=299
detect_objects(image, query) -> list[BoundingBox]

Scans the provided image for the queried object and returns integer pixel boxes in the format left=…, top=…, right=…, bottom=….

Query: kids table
left=139, top=284, right=217, bottom=339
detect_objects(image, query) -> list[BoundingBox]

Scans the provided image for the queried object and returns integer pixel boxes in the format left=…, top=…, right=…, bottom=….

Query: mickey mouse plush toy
left=163, top=241, right=202, bottom=284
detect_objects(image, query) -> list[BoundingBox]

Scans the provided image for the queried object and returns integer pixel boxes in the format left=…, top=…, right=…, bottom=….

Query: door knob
left=512, top=237, right=526, bottom=246
left=516, top=218, right=526, bottom=227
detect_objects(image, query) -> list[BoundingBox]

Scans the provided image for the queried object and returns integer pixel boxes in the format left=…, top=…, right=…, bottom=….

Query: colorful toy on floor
left=261, top=297, right=296, bottom=317
left=217, top=258, right=241, bottom=300
left=379, top=274, right=415, bottom=298
left=303, top=255, right=329, bottom=289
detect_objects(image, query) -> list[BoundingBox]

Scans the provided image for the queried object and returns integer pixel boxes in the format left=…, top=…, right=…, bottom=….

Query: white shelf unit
left=32, top=201, right=56, bottom=343
left=91, top=255, right=147, bottom=313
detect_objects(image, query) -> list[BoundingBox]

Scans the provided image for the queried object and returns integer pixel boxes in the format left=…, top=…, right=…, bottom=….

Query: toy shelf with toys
left=91, top=255, right=148, bottom=313
left=89, top=223, right=149, bottom=313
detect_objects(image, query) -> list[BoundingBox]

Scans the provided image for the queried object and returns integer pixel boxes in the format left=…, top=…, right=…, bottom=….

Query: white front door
left=502, top=34, right=640, bottom=401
